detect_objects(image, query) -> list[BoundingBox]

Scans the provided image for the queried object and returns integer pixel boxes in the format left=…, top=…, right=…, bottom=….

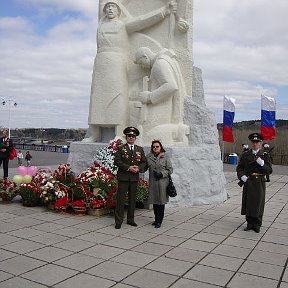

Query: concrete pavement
left=0, top=170, right=288, bottom=288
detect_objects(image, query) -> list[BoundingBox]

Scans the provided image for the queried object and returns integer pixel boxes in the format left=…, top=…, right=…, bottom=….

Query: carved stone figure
left=70, top=0, right=227, bottom=208
left=134, top=47, right=189, bottom=145
left=86, top=0, right=177, bottom=142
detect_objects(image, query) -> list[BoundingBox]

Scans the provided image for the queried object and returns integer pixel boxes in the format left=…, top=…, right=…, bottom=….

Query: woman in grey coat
left=146, top=140, right=173, bottom=228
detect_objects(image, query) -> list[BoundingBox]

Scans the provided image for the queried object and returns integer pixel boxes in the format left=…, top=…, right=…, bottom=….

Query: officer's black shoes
left=152, top=221, right=156, bottom=226
left=154, top=223, right=161, bottom=228
left=244, top=224, right=253, bottom=231
left=253, top=226, right=260, bottom=233
left=127, top=222, right=138, bottom=227
left=244, top=224, right=260, bottom=233
left=115, top=224, right=121, bottom=229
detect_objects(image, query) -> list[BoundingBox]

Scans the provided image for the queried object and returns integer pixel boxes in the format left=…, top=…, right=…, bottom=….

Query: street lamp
left=1, top=97, right=17, bottom=138
left=39, top=128, right=46, bottom=144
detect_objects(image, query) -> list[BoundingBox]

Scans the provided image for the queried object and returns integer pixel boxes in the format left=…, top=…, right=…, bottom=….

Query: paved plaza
left=0, top=170, right=288, bottom=287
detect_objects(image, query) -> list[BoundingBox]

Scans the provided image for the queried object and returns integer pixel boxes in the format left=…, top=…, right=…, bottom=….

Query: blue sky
left=0, top=0, right=287, bottom=129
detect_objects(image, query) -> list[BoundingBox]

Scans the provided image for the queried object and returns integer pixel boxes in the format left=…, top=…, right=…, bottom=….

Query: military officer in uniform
left=236, top=133, right=272, bottom=233
left=114, top=127, right=147, bottom=229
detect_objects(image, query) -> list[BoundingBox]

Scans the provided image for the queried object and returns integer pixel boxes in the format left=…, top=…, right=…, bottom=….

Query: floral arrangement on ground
left=0, top=178, right=18, bottom=202
left=0, top=139, right=149, bottom=215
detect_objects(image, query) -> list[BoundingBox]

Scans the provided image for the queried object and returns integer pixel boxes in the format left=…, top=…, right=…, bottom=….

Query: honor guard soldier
left=114, top=127, right=147, bottom=229
left=236, top=133, right=272, bottom=233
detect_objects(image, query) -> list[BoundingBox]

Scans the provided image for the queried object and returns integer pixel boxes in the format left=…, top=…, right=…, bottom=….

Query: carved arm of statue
left=125, top=1, right=177, bottom=34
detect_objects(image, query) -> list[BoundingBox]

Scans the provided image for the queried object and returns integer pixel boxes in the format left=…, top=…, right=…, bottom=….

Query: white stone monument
left=68, top=0, right=227, bottom=207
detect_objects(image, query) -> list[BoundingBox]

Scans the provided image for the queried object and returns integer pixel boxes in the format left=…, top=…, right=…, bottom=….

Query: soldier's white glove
left=256, top=157, right=264, bottom=166
left=241, top=175, right=248, bottom=182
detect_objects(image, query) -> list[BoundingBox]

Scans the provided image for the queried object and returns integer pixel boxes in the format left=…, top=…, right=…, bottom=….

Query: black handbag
left=167, top=175, right=177, bottom=197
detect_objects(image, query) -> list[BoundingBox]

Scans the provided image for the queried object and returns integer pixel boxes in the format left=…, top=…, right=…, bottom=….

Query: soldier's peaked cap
left=123, top=127, right=140, bottom=136
left=248, top=133, right=264, bottom=142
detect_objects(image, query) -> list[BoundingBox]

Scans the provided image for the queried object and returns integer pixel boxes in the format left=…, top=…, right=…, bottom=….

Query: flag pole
left=222, top=138, right=225, bottom=163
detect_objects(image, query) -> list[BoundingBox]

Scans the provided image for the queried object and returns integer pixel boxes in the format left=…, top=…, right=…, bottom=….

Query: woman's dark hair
left=150, top=140, right=165, bottom=153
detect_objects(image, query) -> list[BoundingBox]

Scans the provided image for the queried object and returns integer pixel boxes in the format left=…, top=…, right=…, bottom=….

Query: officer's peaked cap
left=123, top=127, right=140, bottom=136
left=248, top=133, right=264, bottom=142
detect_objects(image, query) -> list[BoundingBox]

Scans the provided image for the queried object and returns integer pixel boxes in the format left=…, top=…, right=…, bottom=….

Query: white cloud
left=0, top=14, right=96, bottom=128
left=194, top=0, right=288, bottom=122
left=0, top=0, right=287, bottom=129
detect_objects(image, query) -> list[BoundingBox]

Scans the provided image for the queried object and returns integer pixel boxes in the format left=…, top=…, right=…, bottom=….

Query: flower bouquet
left=135, top=178, right=149, bottom=208
left=54, top=196, right=69, bottom=212
left=87, top=194, right=112, bottom=216
left=53, top=164, right=75, bottom=186
left=54, top=183, right=70, bottom=212
left=0, top=178, right=18, bottom=202
left=19, top=182, right=40, bottom=206
left=70, top=185, right=88, bottom=215
left=93, top=138, right=122, bottom=175
left=76, top=160, right=117, bottom=212
left=71, top=200, right=87, bottom=215
left=136, top=178, right=149, bottom=203
left=85, top=182, right=116, bottom=217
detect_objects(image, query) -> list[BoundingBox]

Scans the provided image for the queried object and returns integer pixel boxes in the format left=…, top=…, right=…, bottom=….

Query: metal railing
left=14, top=143, right=69, bottom=153
left=223, top=153, right=288, bottom=166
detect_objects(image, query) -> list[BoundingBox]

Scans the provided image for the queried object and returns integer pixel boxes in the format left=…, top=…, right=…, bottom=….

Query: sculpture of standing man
left=86, top=0, right=177, bottom=143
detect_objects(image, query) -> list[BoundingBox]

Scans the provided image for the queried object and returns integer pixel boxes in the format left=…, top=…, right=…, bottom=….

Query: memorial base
left=68, top=142, right=227, bottom=207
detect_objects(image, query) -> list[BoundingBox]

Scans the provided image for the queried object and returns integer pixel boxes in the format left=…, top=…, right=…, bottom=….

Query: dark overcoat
left=146, top=152, right=173, bottom=205
left=0, top=137, right=13, bottom=159
left=236, top=149, right=272, bottom=218
left=0, top=142, right=9, bottom=149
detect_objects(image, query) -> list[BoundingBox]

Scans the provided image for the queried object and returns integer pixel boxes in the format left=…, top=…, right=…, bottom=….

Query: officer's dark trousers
left=246, top=216, right=262, bottom=228
left=0, top=158, right=9, bottom=178
left=115, top=181, right=137, bottom=225
left=153, top=204, right=165, bottom=224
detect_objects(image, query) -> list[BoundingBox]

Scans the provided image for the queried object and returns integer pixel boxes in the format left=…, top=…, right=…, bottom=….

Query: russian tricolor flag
left=223, top=96, right=236, bottom=143
left=261, top=95, right=276, bottom=140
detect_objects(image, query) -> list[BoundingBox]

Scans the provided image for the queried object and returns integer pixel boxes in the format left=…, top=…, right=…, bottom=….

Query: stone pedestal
left=68, top=142, right=227, bottom=207
left=166, top=145, right=227, bottom=206
left=67, top=142, right=107, bottom=175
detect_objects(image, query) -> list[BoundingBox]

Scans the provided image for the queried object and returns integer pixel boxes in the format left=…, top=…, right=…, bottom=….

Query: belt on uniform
left=249, top=173, right=266, bottom=180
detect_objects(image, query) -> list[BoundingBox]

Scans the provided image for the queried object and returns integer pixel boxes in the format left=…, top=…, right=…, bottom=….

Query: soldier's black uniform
left=237, top=133, right=272, bottom=232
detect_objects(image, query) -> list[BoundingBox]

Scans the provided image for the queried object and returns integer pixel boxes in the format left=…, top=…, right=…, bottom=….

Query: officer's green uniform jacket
left=237, top=149, right=272, bottom=219
left=114, top=143, right=147, bottom=181
left=114, top=143, right=147, bottom=226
